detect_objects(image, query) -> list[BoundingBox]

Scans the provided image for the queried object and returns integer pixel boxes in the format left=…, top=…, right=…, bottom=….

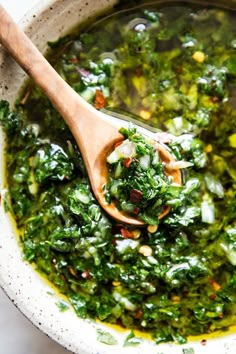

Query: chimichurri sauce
left=1, top=1, right=236, bottom=345
left=105, top=126, right=187, bottom=224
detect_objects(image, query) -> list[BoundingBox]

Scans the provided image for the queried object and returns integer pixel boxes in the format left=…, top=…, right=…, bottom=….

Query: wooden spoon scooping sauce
left=0, top=5, right=181, bottom=226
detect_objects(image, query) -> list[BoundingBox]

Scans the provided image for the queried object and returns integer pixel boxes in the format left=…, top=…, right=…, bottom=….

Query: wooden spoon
left=0, top=5, right=181, bottom=226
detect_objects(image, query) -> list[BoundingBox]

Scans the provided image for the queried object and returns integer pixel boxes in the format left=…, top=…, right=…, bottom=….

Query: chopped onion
left=107, top=139, right=136, bottom=164
left=220, top=242, right=236, bottom=266
left=74, top=189, right=90, bottom=204
left=152, top=151, right=159, bottom=165
left=116, top=239, right=139, bottom=254
left=139, top=154, right=151, bottom=170
left=201, top=201, right=215, bottom=224
left=113, top=291, right=137, bottom=311
left=204, top=173, right=224, bottom=198
left=29, top=123, right=40, bottom=137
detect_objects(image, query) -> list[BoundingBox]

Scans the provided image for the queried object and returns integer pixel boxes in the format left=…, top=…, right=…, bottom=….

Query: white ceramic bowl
left=1, top=1, right=236, bottom=353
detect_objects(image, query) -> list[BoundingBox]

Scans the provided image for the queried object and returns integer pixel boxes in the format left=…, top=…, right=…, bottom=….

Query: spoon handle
left=0, top=4, right=90, bottom=128
left=0, top=5, right=122, bottom=175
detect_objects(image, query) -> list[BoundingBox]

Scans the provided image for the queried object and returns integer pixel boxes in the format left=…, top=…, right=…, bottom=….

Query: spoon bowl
left=0, top=5, right=181, bottom=225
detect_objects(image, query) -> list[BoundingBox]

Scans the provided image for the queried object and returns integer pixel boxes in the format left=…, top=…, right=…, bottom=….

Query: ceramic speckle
left=1, top=1, right=236, bottom=353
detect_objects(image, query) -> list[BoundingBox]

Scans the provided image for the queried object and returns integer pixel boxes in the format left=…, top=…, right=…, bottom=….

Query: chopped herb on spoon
left=106, top=126, right=191, bottom=225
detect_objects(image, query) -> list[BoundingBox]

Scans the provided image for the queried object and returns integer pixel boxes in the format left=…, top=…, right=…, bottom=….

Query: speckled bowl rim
left=1, top=1, right=236, bottom=353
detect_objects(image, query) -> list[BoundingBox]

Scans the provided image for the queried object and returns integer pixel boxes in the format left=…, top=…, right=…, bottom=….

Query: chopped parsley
left=1, top=1, right=236, bottom=345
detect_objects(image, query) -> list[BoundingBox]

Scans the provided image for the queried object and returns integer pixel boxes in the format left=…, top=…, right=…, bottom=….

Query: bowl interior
left=1, top=1, right=236, bottom=354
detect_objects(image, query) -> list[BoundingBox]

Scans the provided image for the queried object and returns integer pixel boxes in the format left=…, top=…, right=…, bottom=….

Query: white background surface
left=0, top=1, right=72, bottom=353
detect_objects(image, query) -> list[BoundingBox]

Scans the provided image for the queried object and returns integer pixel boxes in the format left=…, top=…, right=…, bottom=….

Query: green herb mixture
left=105, top=126, right=188, bottom=224
left=1, top=1, right=236, bottom=344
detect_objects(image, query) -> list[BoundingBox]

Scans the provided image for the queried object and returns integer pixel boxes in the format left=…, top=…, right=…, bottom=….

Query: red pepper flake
left=211, top=96, right=219, bottom=103
left=116, top=319, right=125, bottom=328
left=68, top=265, right=77, bottom=277
left=209, top=293, right=216, bottom=300
left=123, top=157, right=133, bottom=168
left=60, top=274, right=66, bottom=282
left=132, top=206, right=140, bottom=215
left=112, top=224, right=123, bottom=234
left=209, top=278, right=221, bottom=291
left=121, top=228, right=133, bottom=239
left=114, top=140, right=123, bottom=149
left=81, top=269, right=90, bottom=279
left=130, top=189, right=143, bottom=204
left=94, top=89, right=106, bottom=110
left=134, top=309, right=143, bottom=319
left=71, top=57, right=78, bottom=64
left=176, top=67, right=183, bottom=74
left=201, top=339, right=207, bottom=346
